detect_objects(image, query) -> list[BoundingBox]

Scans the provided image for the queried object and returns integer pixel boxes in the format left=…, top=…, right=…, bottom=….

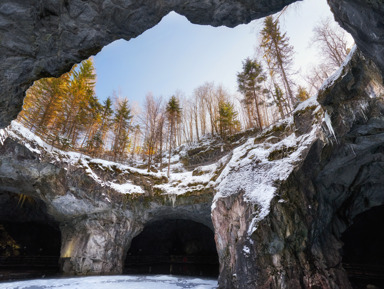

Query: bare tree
left=305, top=17, right=353, bottom=94
left=313, top=17, right=352, bottom=68
left=141, top=93, right=163, bottom=172
left=305, top=63, right=334, bottom=95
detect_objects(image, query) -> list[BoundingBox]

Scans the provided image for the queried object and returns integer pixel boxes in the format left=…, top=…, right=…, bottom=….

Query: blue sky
left=93, top=0, right=346, bottom=105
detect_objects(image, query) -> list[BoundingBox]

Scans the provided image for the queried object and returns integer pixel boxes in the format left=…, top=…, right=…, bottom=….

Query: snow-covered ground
left=0, top=275, right=218, bottom=289
left=1, top=108, right=321, bottom=233
left=1, top=121, right=218, bottom=197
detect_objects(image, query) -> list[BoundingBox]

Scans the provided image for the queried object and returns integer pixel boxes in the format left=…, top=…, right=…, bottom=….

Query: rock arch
left=1, top=1, right=384, bottom=288
left=0, top=0, right=297, bottom=128
left=1, top=1, right=384, bottom=129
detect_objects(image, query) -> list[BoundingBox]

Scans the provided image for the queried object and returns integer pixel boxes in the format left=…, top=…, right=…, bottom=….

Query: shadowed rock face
left=212, top=49, right=384, bottom=288
left=328, top=0, right=384, bottom=75
left=0, top=0, right=298, bottom=128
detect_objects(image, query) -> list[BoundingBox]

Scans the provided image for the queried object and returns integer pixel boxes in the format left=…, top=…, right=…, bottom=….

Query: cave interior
left=124, top=219, right=219, bottom=277
left=341, top=205, right=384, bottom=289
left=0, top=192, right=61, bottom=280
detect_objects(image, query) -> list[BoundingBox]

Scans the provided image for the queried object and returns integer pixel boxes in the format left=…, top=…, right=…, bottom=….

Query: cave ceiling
left=0, top=0, right=383, bottom=128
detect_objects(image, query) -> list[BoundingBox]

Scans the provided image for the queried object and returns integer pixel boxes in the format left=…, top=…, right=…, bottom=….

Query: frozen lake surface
left=0, top=275, right=218, bottom=289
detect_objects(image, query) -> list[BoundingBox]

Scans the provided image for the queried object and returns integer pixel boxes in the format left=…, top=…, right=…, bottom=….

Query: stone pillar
left=59, top=212, right=142, bottom=275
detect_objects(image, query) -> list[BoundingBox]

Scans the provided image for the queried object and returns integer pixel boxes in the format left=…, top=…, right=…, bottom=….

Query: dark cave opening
left=0, top=192, right=61, bottom=280
left=124, top=219, right=219, bottom=277
left=341, top=205, right=384, bottom=289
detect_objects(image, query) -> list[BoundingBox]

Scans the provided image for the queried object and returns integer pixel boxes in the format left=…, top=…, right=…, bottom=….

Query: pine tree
left=217, top=101, right=240, bottom=138
left=272, top=84, right=287, bottom=119
left=61, top=59, right=96, bottom=147
left=237, top=58, right=266, bottom=129
left=112, top=98, right=133, bottom=161
left=81, top=95, right=103, bottom=151
left=296, top=86, right=310, bottom=102
left=166, top=96, right=181, bottom=178
left=261, top=16, right=295, bottom=110
left=92, top=97, right=114, bottom=156
left=18, top=71, right=72, bottom=135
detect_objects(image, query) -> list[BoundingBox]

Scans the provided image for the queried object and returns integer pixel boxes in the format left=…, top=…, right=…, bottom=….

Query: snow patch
left=243, top=245, right=250, bottom=255
left=108, top=182, right=145, bottom=194
left=3, top=121, right=160, bottom=196
left=294, top=95, right=320, bottom=113
left=0, top=129, right=8, bottom=145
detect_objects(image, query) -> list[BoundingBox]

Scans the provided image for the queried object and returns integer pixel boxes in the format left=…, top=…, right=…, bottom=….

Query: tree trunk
left=167, top=118, right=174, bottom=178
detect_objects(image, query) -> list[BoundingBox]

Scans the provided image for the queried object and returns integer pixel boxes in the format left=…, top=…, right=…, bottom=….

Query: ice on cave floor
left=0, top=275, right=218, bottom=289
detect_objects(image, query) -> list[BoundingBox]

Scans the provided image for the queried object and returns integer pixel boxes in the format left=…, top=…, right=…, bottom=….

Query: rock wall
left=0, top=134, right=214, bottom=275
left=0, top=47, right=384, bottom=288
left=211, top=48, right=384, bottom=288
left=328, top=0, right=384, bottom=75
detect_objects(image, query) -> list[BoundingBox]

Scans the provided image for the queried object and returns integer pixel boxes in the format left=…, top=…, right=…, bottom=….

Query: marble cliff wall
left=211, top=48, right=384, bottom=288
left=1, top=1, right=384, bottom=288
left=0, top=47, right=383, bottom=288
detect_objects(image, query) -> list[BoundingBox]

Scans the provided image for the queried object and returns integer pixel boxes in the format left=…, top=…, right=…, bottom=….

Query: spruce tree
left=112, top=99, right=133, bottom=161
left=237, top=58, right=266, bottom=129
left=261, top=16, right=295, bottom=110
left=166, top=96, right=181, bottom=177
left=217, top=101, right=240, bottom=138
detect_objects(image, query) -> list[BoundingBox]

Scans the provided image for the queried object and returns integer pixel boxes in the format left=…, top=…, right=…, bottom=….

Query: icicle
left=168, top=194, right=177, bottom=207
left=324, top=111, right=338, bottom=143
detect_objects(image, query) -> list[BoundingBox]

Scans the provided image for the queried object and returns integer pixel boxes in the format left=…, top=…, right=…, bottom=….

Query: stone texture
left=1, top=0, right=384, bottom=285
left=211, top=48, right=384, bottom=289
left=328, top=0, right=384, bottom=75
left=0, top=135, right=214, bottom=275
left=0, top=0, right=298, bottom=128
left=1, top=48, right=384, bottom=287
left=1, top=0, right=384, bottom=131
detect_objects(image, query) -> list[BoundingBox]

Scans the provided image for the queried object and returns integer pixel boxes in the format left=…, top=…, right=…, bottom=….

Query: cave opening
left=0, top=192, right=61, bottom=280
left=341, top=205, right=384, bottom=289
left=125, top=219, right=219, bottom=277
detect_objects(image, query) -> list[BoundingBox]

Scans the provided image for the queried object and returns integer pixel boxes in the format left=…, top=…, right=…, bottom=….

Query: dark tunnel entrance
left=0, top=192, right=61, bottom=280
left=124, top=219, right=219, bottom=277
left=341, top=205, right=384, bottom=289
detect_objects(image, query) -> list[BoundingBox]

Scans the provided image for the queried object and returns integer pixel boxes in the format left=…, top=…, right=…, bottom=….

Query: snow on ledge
left=1, top=121, right=153, bottom=195
left=319, top=45, right=357, bottom=92
left=212, top=124, right=319, bottom=235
